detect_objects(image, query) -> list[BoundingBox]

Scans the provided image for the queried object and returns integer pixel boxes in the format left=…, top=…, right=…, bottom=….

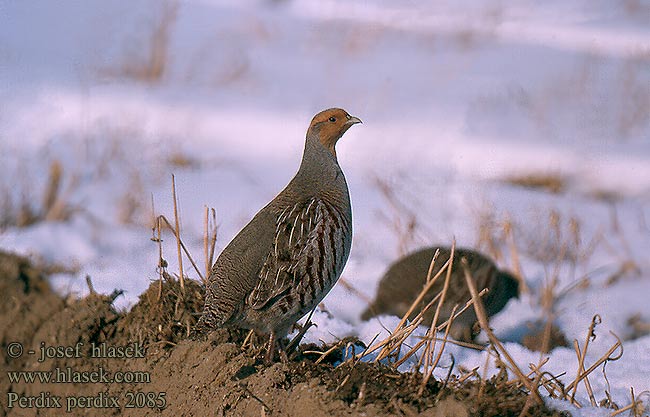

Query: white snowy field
left=1, top=0, right=649, bottom=415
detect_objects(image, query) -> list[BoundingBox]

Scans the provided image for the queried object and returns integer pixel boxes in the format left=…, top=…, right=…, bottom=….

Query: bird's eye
left=328, top=117, right=336, bottom=122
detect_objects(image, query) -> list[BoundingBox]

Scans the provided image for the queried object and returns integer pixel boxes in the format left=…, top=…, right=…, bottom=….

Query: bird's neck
left=300, top=133, right=339, bottom=169
left=293, top=134, right=347, bottom=197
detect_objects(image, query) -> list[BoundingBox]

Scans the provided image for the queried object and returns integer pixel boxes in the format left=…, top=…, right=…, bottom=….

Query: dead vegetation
left=342, top=243, right=643, bottom=415
left=102, top=0, right=179, bottom=83
left=373, top=175, right=431, bottom=256
left=0, top=160, right=79, bottom=229
left=626, top=314, right=650, bottom=341
left=342, top=175, right=648, bottom=415
left=502, top=172, right=567, bottom=194
left=4, top=172, right=645, bottom=415
left=1, top=249, right=571, bottom=416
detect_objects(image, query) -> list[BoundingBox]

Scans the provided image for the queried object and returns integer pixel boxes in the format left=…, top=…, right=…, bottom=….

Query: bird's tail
left=196, top=286, right=227, bottom=331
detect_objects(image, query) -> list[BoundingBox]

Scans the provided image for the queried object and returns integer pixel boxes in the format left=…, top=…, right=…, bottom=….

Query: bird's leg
left=276, top=338, right=289, bottom=363
left=264, top=332, right=276, bottom=364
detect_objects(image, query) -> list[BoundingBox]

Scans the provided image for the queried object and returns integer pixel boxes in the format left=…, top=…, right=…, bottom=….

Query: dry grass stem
left=564, top=332, right=623, bottom=395
left=373, top=176, right=428, bottom=255
left=155, top=214, right=205, bottom=283
left=361, top=249, right=449, bottom=363
left=461, top=258, right=543, bottom=404
left=202, top=206, right=218, bottom=284
left=609, top=387, right=646, bottom=417
left=428, top=243, right=456, bottom=351
left=571, top=315, right=601, bottom=406
left=2, top=159, right=79, bottom=228
left=171, top=175, right=185, bottom=292
left=109, top=0, right=179, bottom=83
left=419, top=244, right=455, bottom=388
left=393, top=287, right=489, bottom=367
left=389, top=249, right=444, bottom=337
left=422, top=304, right=456, bottom=393
left=204, top=206, right=209, bottom=280
left=338, top=277, right=374, bottom=306
left=503, top=218, right=529, bottom=294
left=156, top=216, right=164, bottom=299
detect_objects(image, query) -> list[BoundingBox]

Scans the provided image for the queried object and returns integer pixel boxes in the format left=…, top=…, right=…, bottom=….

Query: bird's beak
left=346, top=116, right=362, bottom=126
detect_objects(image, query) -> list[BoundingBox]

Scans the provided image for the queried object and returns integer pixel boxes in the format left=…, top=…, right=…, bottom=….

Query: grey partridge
left=361, top=246, right=519, bottom=342
left=201, top=108, right=361, bottom=360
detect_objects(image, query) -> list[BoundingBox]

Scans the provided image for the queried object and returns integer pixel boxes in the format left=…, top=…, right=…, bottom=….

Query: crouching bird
left=361, top=247, right=520, bottom=343
left=200, top=108, right=361, bottom=362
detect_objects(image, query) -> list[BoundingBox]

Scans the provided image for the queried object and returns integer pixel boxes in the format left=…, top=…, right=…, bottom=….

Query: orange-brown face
left=307, top=108, right=362, bottom=157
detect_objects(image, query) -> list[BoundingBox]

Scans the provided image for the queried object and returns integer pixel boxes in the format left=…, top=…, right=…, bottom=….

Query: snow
left=1, top=0, right=649, bottom=414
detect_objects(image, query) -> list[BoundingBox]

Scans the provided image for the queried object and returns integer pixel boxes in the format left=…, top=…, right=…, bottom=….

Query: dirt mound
left=114, top=275, right=205, bottom=351
left=0, top=251, right=569, bottom=416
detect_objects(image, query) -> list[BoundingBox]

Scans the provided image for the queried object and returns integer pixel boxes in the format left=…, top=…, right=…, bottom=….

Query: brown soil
left=0, top=251, right=570, bottom=417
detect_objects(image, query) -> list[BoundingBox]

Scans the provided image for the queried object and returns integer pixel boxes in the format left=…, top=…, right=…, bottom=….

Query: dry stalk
left=571, top=315, right=601, bottom=406
left=527, top=361, right=569, bottom=401
left=419, top=304, right=456, bottom=395
left=461, top=258, right=543, bottom=404
left=286, top=307, right=317, bottom=354
left=338, top=276, right=374, bottom=306
left=456, top=366, right=480, bottom=385
left=373, top=175, right=428, bottom=256
left=85, top=275, right=96, bottom=295
left=475, top=207, right=504, bottom=262
left=520, top=356, right=549, bottom=417
left=241, top=330, right=255, bottom=351
left=42, top=160, right=62, bottom=216
left=478, top=347, right=492, bottom=400
left=357, top=315, right=424, bottom=363
left=427, top=244, right=456, bottom=357
left=171, top=174, right=185, bottom=292
left=368, top=250, right=449, bottom=362
left=503, top=218, right=529, bottom=294
left=111, top=0, right=179, bottom=83
left=204, top=206, right=209, bottom=280
left=393, top=288, right=488, bottom=367
left=150, top=192, right=166, bottom=300
left=157, top=219, right=164, bottom=299
left=420, top=244, right=456, bottom=388
left=374, top=317, right=425, bottom=363
left=422, top=337, right=484, bottom=351
left=387, top=249, right=443, bottom=335
left=202, top=206, right=218, bottom=284
left=6, top=159, right=80, bottom=227
left=156, top=214, right=205, bottom=283
left=610, top=387, right=646, bottom=417
left=564, top=332, right=623, bottom=397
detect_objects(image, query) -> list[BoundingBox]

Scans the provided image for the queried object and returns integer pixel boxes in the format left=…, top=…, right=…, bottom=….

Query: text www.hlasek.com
left=8, top=366, right=150, bottom=384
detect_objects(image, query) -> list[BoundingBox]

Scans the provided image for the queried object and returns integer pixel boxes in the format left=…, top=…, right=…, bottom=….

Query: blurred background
left=1, top=0, right=649, bottom=407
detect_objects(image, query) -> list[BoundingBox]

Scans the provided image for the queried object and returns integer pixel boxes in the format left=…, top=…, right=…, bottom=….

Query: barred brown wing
left=247, top=198, right=349, bottom=311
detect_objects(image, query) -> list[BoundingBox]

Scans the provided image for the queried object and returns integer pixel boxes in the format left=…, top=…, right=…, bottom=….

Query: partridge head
left=307, top=108, right=362, bottom=158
